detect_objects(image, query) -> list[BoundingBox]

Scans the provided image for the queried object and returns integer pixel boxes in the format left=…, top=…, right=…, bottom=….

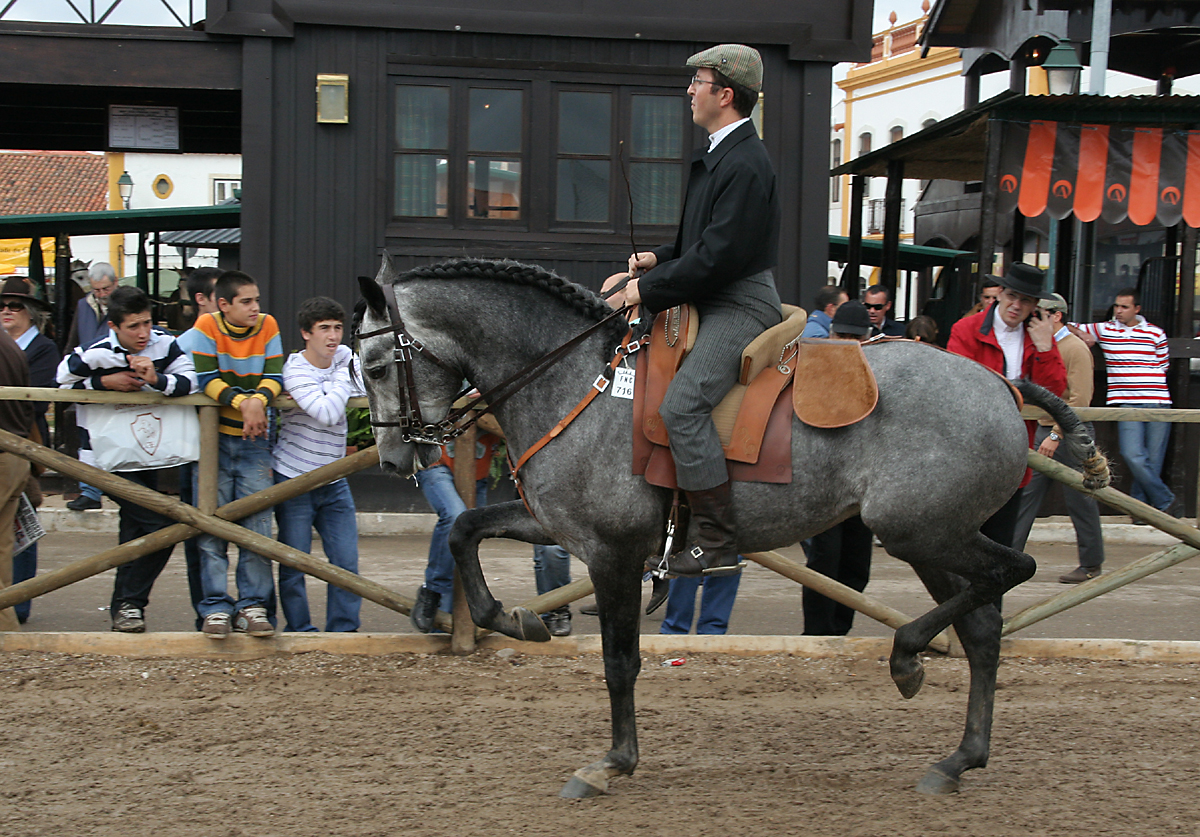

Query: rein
left=358, top=280, right=633, bottom=448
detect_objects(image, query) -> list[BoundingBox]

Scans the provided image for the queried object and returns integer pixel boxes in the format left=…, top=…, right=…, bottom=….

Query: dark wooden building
left=0, top=0, right=873, bottom=348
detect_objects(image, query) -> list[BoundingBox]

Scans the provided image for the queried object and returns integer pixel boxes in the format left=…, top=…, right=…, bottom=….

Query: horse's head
left=356, top=256, right=458, bottom=477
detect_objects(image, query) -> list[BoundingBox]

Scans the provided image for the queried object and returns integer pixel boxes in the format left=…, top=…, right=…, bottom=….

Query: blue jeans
left=274, top=473, right=362, bottom=632
left=533, top=545, right=571, bottom=596
left=659, top=570, right=742, bottom=635
left=195, top=435, right=276, bottom=618
left=415, top=464, right=487, bottom=614
left=1118, top=405, right=1174, bottom=510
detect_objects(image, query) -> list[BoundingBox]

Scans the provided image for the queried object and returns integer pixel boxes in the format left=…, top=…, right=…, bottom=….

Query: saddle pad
left=791, top=338, right=879, bottom=429
left=633, top=351, right=794, bottom=486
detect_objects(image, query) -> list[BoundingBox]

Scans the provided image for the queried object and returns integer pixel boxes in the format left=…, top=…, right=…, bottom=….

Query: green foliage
left=346, top=406, right=375, bottom=449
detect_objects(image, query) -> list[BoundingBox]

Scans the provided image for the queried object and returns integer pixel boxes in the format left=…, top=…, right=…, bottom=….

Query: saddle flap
left=791, top=338, right=878, bottom=428
left=739, top=303, right=807, bottom=384
left=644, top=305, right=699, bottom=446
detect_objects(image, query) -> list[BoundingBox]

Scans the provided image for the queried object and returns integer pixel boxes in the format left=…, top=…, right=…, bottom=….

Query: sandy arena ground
left=3, top=524, right=1200, bottom=834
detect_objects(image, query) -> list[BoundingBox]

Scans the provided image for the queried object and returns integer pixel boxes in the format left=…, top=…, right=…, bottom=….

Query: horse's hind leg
left=888, top=531, right=1033, bottom=699
left=448, top=501, right=557, bottom=642
left=561, top=548, right=643, bottom=798
left=909, top=566, right=1003, bottom=795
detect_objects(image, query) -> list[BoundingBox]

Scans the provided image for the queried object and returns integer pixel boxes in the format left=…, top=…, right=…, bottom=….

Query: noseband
left=357, top=280, right=632, bottom=447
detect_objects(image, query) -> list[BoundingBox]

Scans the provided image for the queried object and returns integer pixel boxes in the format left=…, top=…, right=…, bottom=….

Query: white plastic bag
left=88, top=403, right=200, bottom=472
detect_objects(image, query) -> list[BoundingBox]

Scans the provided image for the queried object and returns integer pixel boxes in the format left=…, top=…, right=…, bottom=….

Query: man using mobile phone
left=947, top=262, right=1067, bottom=552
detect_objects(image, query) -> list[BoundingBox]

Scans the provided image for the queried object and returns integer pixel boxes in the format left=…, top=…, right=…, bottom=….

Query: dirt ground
left=4, top=524, right=1200, bottom=834
left=1, top=649, right=1199, bottom=836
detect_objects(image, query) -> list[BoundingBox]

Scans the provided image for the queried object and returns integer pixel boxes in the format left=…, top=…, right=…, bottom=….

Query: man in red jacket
left=948, top=262, right=1067, bottom=550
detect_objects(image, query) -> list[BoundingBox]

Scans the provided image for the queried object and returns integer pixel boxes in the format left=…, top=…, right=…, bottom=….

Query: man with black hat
left=603, top=43, right=781, bottom=578
left=948, top=262, right=1067, bottom=550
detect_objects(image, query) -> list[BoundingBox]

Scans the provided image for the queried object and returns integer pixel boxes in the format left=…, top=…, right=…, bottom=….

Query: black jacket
left=640, top=120, right=779, bottom=313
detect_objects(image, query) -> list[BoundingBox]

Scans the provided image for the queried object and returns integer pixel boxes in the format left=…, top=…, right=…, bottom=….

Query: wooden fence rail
left=0, top=385, right=1193, bottom=655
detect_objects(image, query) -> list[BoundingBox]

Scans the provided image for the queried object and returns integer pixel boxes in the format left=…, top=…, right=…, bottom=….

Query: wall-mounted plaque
left=108, top=105, right=180, bottom=151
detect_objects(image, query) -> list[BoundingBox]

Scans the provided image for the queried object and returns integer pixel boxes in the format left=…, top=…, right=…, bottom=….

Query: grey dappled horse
left=356, top=256, right=1106, bottom=797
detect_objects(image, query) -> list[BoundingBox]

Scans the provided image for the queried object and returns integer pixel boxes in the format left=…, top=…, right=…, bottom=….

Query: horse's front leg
left=447, top=500, right=555, bottom=642
left=561, top=550, right=644, bottom=798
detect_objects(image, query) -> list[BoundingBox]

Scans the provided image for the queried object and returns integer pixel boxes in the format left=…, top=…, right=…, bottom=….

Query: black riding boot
left=659, top=481, right=744, bottom=577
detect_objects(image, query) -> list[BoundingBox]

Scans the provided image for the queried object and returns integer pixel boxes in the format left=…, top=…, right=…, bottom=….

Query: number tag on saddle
left=610, top=367, right=635, bottom=399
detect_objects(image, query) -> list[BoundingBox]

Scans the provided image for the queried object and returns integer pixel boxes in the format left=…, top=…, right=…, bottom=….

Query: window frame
left=388, top=62, right=692, bottom=240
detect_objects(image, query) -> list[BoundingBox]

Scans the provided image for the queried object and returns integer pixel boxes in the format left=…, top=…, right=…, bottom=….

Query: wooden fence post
left=451, top=427, right=477, bottom=655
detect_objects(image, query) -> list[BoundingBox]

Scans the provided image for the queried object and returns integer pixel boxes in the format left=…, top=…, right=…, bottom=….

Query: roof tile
left=0, top=151, right=107, bottom=216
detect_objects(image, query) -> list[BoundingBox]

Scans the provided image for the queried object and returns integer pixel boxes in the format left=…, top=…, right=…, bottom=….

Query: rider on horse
left=603, top=44, right=781, bottom=578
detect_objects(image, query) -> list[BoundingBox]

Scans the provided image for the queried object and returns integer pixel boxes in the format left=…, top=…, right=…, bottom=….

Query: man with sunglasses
left=862, top=285, right=906, bottom=337
left=603, top=44, right=780, bottom=579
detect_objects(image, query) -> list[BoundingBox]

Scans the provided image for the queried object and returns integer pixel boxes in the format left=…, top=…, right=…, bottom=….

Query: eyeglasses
left=1, top=302, right=26, bottom=312
left=689, top=75, right=724, bottom=90
left=863, top=303, right=887, bottom=311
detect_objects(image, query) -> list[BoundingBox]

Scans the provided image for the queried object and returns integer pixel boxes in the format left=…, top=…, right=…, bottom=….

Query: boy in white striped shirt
left=272, top=297, right=364, bottom=631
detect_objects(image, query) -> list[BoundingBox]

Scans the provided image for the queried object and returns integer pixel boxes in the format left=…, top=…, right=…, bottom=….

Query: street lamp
left=117, top=170, right=134, bottom=209
left=1041, top=42, right=1083, bottom=96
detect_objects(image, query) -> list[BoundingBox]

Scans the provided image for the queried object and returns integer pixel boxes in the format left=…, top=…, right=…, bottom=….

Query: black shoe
left=541, top=606, right=571, bottom=637
left=656, top=482, right=745, bottom=577
left=1059, top=566, right=1102, bottom=584
left=66, top=495, right=101, bottom=511
left=579, top=603, right=599, bottom=616
left=645, top=577, right=670, bottom=615
left=1163, top=499, right=1185, bottom=519
left=410, top=586, right=439, bottom=634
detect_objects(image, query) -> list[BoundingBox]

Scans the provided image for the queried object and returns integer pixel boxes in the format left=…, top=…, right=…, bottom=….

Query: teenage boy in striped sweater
left=271, top=297, right=363, bottom=632
left=186, top=270, right=284, bottom=639
left=1070, top=287, right=1179, bottom=519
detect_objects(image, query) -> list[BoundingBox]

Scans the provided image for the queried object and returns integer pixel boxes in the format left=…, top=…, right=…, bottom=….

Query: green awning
left=828, top=235, right=971, bottom=270
left=0, top=204, right=239, bottom=237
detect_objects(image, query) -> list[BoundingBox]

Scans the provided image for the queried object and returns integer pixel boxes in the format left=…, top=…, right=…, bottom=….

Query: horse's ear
left=378, top=252, right=400, bottom=286
left=358, top=274, right=386, bottom=314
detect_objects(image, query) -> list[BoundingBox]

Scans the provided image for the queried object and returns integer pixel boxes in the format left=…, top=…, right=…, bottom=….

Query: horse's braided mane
left=399, top=258, right=629, bottom=345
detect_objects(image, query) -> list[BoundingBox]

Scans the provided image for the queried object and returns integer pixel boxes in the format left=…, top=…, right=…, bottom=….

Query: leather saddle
left=632, top=304, right=880, bottom=488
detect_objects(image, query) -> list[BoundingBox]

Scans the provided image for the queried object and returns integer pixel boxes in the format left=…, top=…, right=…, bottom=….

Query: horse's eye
left=366, top=365, right=389, bottom=381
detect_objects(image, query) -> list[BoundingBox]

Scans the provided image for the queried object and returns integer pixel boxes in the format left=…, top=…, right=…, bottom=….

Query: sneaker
left=410, top=585, right=439, bottom=634
left=66, top=495, right=101, bottom=511
left=1059, top=566, right=1102, bottom=584
left=111, top=604, right=145, bottom=633
left=541, top=607, right=572, bottom=637
left=202, top=612, right=231, bottom=640
left=233, top=606, right=274, bottom=637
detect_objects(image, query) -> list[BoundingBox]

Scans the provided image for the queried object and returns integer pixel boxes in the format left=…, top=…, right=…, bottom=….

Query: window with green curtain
left=630, top=94, right=683, bottom=225
left=394, top=85, right=449, bottom=217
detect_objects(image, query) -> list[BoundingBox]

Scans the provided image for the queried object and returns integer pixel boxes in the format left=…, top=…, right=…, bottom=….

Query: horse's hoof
left=892, top=663, right=925, bottom=699
left=560, top=771, right=607, bottom=798
left=513, top=607, right=551, bottom=642
left=916, top=767, right=960, bottom=795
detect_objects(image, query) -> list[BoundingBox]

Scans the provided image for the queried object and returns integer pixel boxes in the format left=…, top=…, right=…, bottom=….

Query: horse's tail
left=1015, top=380, right=1111, bottom=490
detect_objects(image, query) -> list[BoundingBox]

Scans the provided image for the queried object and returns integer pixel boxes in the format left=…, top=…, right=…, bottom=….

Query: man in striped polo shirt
left=271, top=297, right=363, bottom=632
left=186, top=270, right=284, bottom=639
left=1072, top=287, right=1179, bottom=519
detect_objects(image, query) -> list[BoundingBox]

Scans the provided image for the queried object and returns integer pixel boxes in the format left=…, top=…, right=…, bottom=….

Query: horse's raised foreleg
left=908, top=566, right=1003, bottom=795
left=448, top=501, right=557, bottom=642
left=560, top=552, right=644, bottom=798
left=888, top=532, right=1033, bottom=701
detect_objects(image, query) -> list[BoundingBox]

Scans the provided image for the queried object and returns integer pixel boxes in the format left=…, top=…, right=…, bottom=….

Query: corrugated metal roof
left=158, top=226, right=241, bottom=247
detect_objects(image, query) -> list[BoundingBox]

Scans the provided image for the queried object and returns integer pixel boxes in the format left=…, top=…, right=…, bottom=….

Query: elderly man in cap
left=604, top=43, right=780, bottom=578
left=948, top=262, right=1067, bottom=551
left=1011, top=292, right=1105, bottom=583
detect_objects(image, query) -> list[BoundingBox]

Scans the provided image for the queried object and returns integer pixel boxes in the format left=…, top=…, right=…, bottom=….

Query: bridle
left=356, top=279, right=633, bottom=448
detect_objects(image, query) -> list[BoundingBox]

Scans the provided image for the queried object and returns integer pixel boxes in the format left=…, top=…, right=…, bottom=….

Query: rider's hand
left=627, top=251, right=657, bottom=279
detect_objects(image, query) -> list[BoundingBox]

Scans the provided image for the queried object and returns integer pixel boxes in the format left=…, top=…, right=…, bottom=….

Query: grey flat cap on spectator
left=1038, top=292, right=1069, bottom=313
left=687, top=44, right=763, bottom=92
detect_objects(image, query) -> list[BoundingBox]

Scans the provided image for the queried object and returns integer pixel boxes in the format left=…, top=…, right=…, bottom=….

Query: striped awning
left=997, top=119, right=1200, bottom=227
